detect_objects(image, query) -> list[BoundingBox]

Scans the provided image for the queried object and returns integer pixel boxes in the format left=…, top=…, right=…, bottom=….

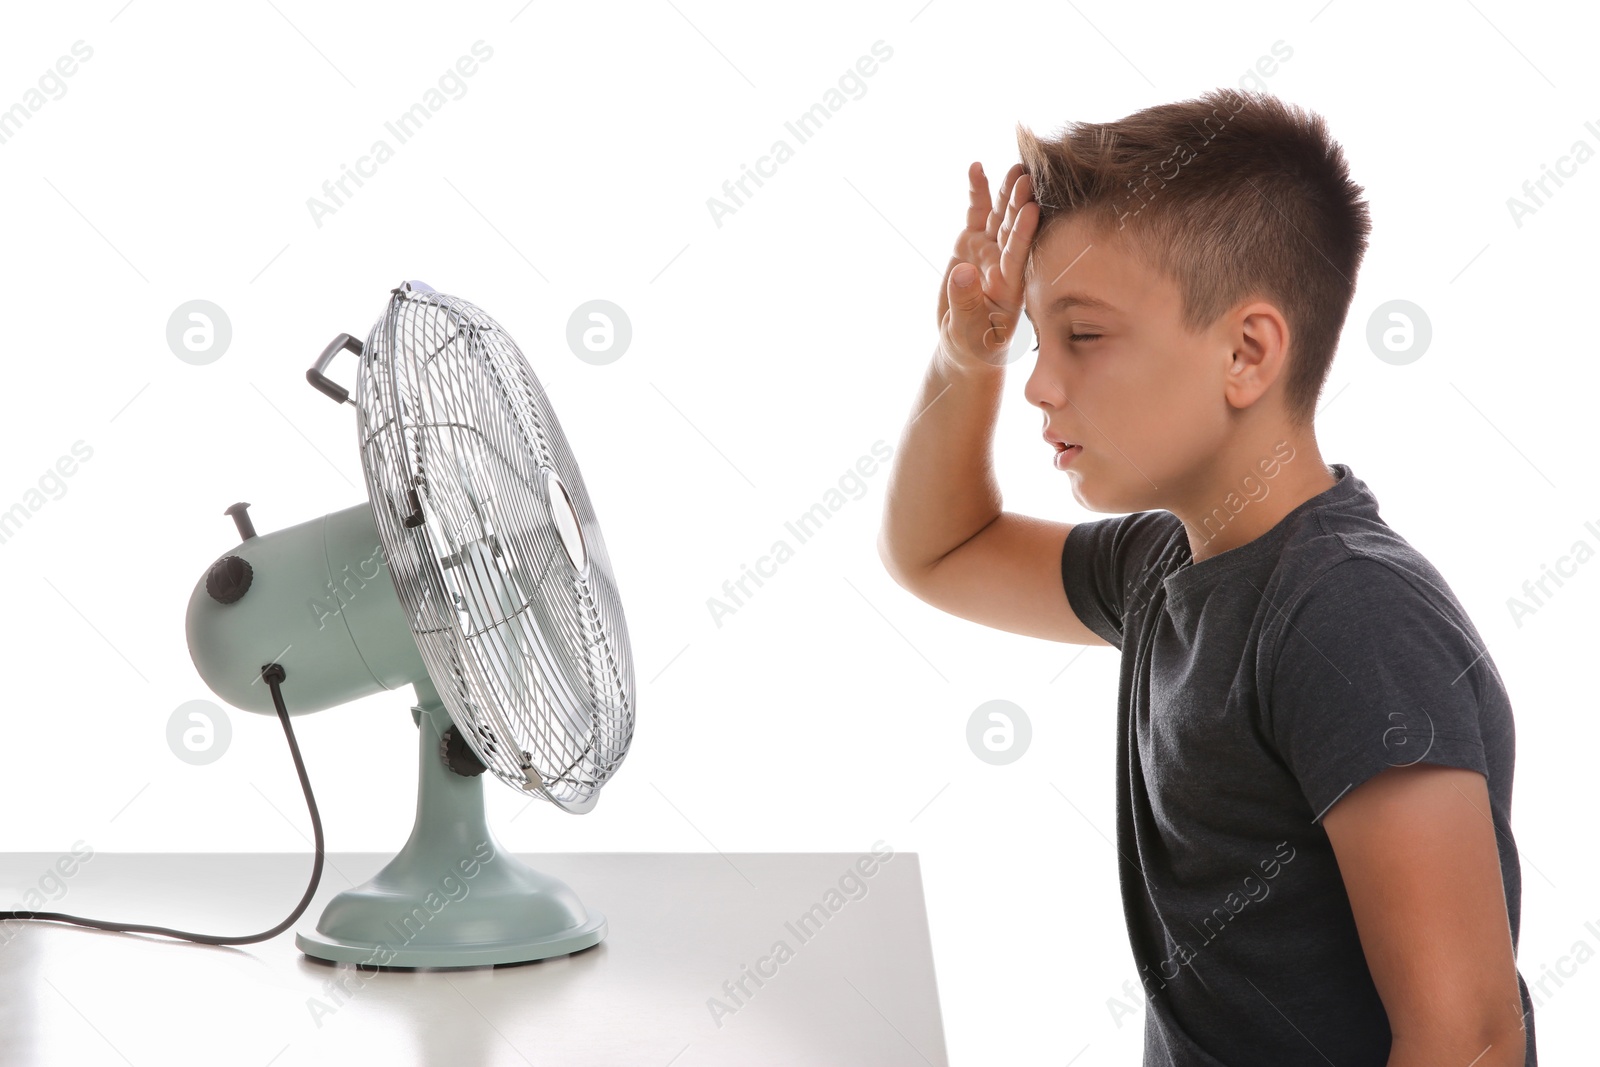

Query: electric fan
left=184, top=280, right=635, bottom=967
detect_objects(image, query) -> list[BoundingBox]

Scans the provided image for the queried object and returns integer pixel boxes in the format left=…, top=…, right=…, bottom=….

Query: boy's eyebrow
left=1045, top=293, right=1118, bottom=315
left=1024, top=292, right=1119, bottom=324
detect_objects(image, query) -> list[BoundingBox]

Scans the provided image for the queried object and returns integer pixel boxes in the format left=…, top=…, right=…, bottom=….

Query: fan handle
left=307, top=332, right=364, bottom=405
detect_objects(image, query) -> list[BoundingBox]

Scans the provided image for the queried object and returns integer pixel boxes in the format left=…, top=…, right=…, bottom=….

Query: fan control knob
left=205, top=554, right=254, bottom=605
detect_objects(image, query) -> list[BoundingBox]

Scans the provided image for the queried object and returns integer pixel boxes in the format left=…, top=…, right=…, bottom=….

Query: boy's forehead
left=1024, top=218, right=1141, bottom=315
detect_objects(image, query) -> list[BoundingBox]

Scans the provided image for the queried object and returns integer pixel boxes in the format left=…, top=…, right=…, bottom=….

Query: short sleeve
left=1061, top=511, right=1182, bottom=651
left=1265, top=557, right=1491, bottom=823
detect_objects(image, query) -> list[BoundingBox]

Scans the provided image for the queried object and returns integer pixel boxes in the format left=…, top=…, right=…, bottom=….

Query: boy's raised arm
left=877, top=161, right=1108, bottom=646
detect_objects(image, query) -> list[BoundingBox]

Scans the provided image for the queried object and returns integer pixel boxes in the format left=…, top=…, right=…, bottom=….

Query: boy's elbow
left=876, top=530, right=925, bottom=592
left=876, top=530, right=906, bottom=585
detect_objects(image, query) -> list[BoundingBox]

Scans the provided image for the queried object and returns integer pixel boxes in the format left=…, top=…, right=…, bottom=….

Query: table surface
left=0, top=851, right=948, bottom=1067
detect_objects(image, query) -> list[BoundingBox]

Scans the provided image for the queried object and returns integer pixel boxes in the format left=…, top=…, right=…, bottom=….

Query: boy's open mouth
left=1045, top=432, right=1084, bottom=469
left=1043, top=431, right=1080, bottom=452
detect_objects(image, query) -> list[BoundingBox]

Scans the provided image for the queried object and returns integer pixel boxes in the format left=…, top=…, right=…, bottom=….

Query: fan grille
left=354, top=284, right=634, bottom=813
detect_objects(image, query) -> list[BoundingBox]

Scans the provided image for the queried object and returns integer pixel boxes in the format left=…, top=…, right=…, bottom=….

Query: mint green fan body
left=186, top=502, right=421, bottom=715
left=184, top=281, right=633, bottom=967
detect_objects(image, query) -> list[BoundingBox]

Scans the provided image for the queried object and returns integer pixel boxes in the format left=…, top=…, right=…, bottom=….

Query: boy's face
left=1021, top=214, right=1239, bottom=516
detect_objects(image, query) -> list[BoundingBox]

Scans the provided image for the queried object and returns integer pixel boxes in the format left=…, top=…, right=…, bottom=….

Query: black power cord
left=0, top=663, right=325, bottom=946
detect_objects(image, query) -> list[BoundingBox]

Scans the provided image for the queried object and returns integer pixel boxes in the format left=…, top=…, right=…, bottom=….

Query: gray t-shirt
left=1062, top=462, right=1534, bottom=1066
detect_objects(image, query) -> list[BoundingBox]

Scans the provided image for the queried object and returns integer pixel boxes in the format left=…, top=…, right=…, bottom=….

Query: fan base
left=295, top=907, right=605, bottom=969
left=295, top=691, right=607, bottom=968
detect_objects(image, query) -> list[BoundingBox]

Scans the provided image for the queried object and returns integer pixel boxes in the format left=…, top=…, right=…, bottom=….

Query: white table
left=0, top=852, right=948, bottom=1066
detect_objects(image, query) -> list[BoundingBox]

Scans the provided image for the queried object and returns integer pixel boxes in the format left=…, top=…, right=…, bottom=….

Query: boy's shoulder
left=1253, top=470, right=1497, bottom=726
left=1252, top=470, right=1508, bottom=822
left=1262, top=469, right=1471, bottom=652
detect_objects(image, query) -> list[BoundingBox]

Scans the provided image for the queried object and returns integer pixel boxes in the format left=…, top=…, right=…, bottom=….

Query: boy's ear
left=1223, top=301, right=1290, bottom=413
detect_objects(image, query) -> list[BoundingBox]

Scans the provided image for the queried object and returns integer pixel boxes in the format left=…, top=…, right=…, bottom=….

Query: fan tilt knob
left=205, top=555, right=254, bottom=604
left=440, top=725, right=488, bottom=777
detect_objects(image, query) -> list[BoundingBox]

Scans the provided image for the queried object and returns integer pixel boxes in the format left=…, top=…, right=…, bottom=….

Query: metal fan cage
left=353, top=283, right=634, bottom=813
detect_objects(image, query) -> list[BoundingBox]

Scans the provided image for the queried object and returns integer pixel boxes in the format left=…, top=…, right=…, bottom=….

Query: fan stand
left=295, top=678, right=606, bottom=968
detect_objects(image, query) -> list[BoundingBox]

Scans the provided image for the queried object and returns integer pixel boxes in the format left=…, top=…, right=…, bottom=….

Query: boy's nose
left=1023, top=357, right=1068, bottom=412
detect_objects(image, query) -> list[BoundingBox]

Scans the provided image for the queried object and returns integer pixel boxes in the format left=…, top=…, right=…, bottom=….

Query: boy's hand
left=937, top=161, right=1039, bottom=373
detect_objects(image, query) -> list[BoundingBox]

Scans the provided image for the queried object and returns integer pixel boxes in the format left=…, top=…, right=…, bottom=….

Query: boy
left=877, top=88, right=1534, bottom=1066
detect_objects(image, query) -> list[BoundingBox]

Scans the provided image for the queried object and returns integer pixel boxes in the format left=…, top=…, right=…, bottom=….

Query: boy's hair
left=1016, top=88, right=1371, bottom=427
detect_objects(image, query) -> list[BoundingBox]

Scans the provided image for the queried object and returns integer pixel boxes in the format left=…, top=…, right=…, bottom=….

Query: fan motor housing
left=186, top=502, right=427, bottom=715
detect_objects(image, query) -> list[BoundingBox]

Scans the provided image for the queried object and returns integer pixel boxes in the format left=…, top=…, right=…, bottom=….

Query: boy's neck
left=1172, top=436, right=1337, bottom=565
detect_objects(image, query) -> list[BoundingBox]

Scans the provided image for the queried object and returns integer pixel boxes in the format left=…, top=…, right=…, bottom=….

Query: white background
left=1, top=0, right=1596, bottom=1063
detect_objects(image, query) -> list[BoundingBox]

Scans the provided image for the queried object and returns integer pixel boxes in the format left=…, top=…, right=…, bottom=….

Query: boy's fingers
left=999, top=200, right=1040, bottom=292
left=999, top=173, right=1033, bottom=252
left=987, top=163, right=1025, bottom=241
left=965, top=161, right=991, bottom=233
left=943, top=262, right=999, bottom=362
left=937, top=254, right=961, bottom=323
left=949, top=262, right=981, bottom=298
